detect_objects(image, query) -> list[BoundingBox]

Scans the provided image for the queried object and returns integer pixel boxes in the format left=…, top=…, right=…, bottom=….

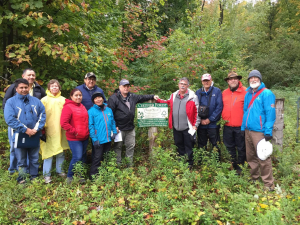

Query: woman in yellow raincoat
left=41, top=79, right=69, bottom=183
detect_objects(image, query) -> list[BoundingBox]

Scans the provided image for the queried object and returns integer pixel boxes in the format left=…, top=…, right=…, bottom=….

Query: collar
left=84, top=84, right=96, bottom=91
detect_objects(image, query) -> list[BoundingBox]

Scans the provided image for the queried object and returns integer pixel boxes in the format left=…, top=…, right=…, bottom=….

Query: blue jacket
left=241, top=82, right=276, bottom=136
left=88, top=103, right=117, bottom=144
left=196, top=85, right=223, bottom=129
left=76, top=84, right=107, bottom=111
left=4, top=93, right=46, bottom=135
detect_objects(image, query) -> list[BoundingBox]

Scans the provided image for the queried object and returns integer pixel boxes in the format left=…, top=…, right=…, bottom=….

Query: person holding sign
left=88, top=92, right=117, bottom=178
left=107, top=79, right=156, bottom=166
left=241, top=70, right=276, bottom=191
left=4, top=79, right=46, bottom=184
left=154, top=77, right=200, bottom=167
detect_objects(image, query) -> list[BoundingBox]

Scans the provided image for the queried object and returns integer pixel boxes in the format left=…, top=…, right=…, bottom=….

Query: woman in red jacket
left=60, top=88, right=89, bottom=183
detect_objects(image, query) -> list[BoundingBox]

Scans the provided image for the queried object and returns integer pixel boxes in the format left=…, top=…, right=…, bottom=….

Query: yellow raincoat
left=40, top=90, right=69, bottom=160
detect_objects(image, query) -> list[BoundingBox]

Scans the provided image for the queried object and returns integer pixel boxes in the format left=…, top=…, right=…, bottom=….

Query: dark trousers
left=90, top=142, right=111, bottom=177
left=223, top=126, right=246, bottom=170
left=173, top=128, right=194, bottom=166
left=197, top=128, right=221, bottom=160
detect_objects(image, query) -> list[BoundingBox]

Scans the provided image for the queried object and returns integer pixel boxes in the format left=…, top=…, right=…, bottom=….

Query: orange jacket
left=222, top=81, right=247, bottom=127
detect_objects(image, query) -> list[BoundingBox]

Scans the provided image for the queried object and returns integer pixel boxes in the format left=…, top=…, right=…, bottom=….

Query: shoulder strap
left=247, top=88, right=267, bottom=109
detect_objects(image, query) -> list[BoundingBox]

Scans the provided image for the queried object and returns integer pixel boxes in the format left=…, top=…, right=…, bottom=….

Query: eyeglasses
left=179, top=83, right=188, bottom=86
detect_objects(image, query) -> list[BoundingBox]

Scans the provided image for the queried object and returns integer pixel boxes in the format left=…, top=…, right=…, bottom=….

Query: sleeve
left=40, top=87, right=46, bottom=98
left=241, top=94, right=249, bottom=131
left=60, top=106, right=77, bottom=135
left=33, top=101, right=46, bottom=131
left=136, top=94, right=155, bottom=103
left=263, top=91, right=276, bottom=136
left=88, top=110, right=97, bottom=143
left=4, top=99, right=28, bottom=133
left=110, top=109, right=118, bottom=134
left=107, top=96, right=116, bottom=113
left=194, top=95, right=201, bottom=127
left=155, top=94, right=172, bottom=106
left=208, top=89, right=223, bottom=122
left=2, top=85, right=16, bottom=112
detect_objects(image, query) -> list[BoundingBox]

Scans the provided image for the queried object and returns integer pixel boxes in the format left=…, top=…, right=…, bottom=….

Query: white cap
left=257, top=138, right=273, bottom=160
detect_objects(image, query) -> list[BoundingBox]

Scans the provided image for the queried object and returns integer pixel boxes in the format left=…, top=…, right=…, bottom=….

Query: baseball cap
left=85, top=72, right=96, bottom=79
left=201, top=73, right=212, bottom=81
left=119, top=79, right=130, bottom=86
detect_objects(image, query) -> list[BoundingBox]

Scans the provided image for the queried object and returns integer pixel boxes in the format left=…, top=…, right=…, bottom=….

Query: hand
left=154, top=95, right=159, bottom=100
left=241, top=130, right=245, bottom=137
left=94, top=140, right=100, bottom=148
left=192, top=126, right=197, bottom=130
left=25, top=128, right=36, bottom=137
left=264, top=135, right=272, bottom=141
left=116, top=127, right=120, bottom=133
left=31, top=129, right=37, bottom=136
left=201, top=119, right=210, bottom=125
left=111, top=133, right=117, bottom=140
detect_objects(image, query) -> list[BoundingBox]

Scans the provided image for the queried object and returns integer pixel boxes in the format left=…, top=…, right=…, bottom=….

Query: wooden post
left=148, top=99, right=157, bottom=153
left=272, top=98, right=284, bottom=151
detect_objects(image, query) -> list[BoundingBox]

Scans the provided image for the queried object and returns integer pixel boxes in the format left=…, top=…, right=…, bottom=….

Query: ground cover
left=0, top=88, right=299, bottom=224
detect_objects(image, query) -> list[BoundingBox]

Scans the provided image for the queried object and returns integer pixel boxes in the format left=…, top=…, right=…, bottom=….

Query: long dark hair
left=69, top=88, right=82, bottom=100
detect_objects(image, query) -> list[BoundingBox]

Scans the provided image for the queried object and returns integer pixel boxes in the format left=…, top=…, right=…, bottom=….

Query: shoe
left=44, top=176, right=52, bottom=184
left=264, top=184, right=275, bottom=192
left=66, top=177, right=73, bottom=184
left=58, top=173, right=67, bottom=178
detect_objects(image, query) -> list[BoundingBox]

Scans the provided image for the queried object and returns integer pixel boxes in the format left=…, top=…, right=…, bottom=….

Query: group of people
left=3, top=68, right=276, bottom=191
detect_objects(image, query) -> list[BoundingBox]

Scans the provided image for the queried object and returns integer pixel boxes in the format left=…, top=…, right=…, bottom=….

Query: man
left=195, top=73, right=223, bottom=159
left=3, top=68, right=46, bottom=174
left=155, top=78, right=200, bottom=167
left=222, top=71, right=247, bottom=174
left=4, top=79, right=46, bottom=183
left=107, top=79, right=155, bottom=166
left=76, top=72, right=107, bottom=111
left=241, top=70, right=276, bottom=191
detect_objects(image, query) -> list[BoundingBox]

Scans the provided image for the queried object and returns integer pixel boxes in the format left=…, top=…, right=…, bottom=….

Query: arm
left=208, top=89, right=223, bottom=122
left=263, top=91, right=276, bottom=136
left=194, top=95, right=201, bottom=127
left=110, top=109, right=118, bottom=134
left=88, top=111, right=98, bottom=143
left=241, top=94, right=249, bottom=131
left=40, top=87, right=46, bottom=98
left=33, top=101, right=46, bottom=131
left=136, top=94, right=155, bottom=103
left=155, top=94, right=172, bottom=106
left=4, top=100, right=28, bottom=133
left=2, top=84, right=16, bottom=112
left=60, top=106, right=77, bottom=135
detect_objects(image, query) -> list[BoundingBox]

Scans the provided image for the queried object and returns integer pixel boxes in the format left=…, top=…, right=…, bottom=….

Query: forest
left=0, top=0, right=300, bottom=224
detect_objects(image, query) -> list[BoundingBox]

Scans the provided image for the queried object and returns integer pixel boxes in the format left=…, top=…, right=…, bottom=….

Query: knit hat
left=248, top=70, right=262, bottom=81
left=91, top=92, right=104, bottom=103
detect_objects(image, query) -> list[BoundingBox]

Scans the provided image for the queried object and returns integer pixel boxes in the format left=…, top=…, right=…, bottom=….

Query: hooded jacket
left=195, top=84, right=223, bottom=129
left=40, top=90, right=69, bottom=160
left=76, top=84, right=107, bottom=111
left=156, top=89, right=200, bottom=134
left=60, top=99, right=89, bottom=141
left=241, top=82, right=276, bottom=136
left=2, top=82, right=46, bottom=111
left=222, top=81, right=247, bottom=127
left=107, top=91, right=154, bottom=131
left=4, top=93, right=46, bottom=137
left=88, top=103, right=118, bottom=144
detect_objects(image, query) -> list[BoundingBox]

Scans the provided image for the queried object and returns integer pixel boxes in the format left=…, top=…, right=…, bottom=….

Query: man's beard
left=229, top=84, right=239, bottom=92
left=250, top=82, right=261, bottom=89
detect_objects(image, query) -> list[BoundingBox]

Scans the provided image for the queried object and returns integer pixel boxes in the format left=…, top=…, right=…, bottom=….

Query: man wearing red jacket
left=155, top=77, right=200, bottom=167
left=222, top=71, right=247, bottom=174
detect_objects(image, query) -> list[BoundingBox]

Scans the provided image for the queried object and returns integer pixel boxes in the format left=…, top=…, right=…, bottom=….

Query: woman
left=41, top=80, right=69, bottom=184
left=60, top=88, right=89, bottom=183
left=88, top=92, right=117, bottom=178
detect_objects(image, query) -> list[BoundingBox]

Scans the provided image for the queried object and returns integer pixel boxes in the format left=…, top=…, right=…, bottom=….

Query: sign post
left=137, top=101, right=168, bottom=152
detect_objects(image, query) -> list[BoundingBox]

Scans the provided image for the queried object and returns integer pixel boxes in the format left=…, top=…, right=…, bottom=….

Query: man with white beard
left=241, top=70, right=276, bottom=191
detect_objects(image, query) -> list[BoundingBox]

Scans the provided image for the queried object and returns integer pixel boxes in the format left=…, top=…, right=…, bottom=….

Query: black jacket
left=107, top=91, right=154, bottom=131
left=2, top=82, right=46, bottom=111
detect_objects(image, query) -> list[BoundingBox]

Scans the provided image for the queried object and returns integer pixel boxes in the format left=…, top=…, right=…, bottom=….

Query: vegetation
left=0, top=0, right=300, bottom=224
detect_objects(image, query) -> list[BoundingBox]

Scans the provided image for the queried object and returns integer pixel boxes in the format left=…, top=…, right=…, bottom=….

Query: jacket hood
left=16, top=93, right=30, bottom=100
left=246, top=82, right=266, bottom=93
left=92, top=103, right=107, bottom=110
left=64, top=98, right=81, bottom=107
left=173, top=89, right=196, bottom=101
left=200, top=83, right=214, bottom=95
left=46, top=89, right=62, bottom=98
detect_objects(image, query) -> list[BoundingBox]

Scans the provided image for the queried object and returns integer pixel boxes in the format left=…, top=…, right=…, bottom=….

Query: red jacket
left=222, top=81, right=247, bottom=127
left=60, top=99, right=89, bottom=141
left=156, top=89, right=200, bottom=129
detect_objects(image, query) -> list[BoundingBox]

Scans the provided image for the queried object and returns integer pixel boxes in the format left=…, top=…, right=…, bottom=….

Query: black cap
left=91, top=92, right=104, bottom=103
left=85, top=72, right=96, bottom=79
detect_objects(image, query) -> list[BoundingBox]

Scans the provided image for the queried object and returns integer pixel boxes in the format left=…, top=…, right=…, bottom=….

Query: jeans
left=43, top=152, right=65, bottom=177
left=15, top=146, right=40, bottom=182
left=113, top=129, right=135, bottom=165
left=67, top=139, right=89, bottom=178
left=90, top=142, right=111, bottom=177
left=173, top=128, right=195, bottom=166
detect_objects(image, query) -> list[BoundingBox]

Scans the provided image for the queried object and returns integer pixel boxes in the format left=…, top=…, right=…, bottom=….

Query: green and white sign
left=137, top=103, right=168, bottom=127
